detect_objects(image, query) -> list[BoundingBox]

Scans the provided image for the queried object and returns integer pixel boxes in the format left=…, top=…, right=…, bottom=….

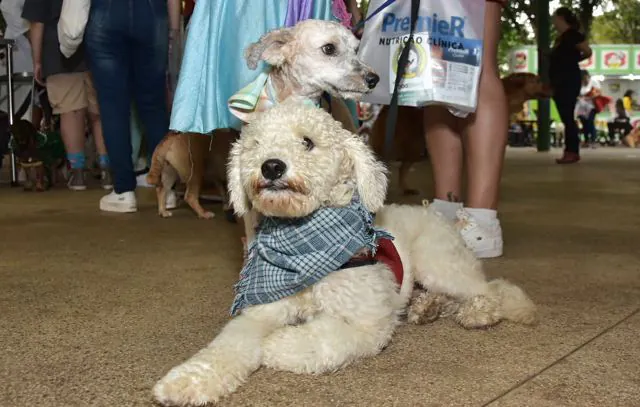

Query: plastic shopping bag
left=358, top=0, right=486, bottom=116
left=58, top=0, right=90, bottom=58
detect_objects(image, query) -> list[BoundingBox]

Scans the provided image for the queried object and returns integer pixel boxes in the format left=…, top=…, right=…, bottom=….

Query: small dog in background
left=369, top=73, right=552, bottom=195
left=147, top=19, right=378, bottom=220
left=9, top=119, right=66, bottom=191
left=147, top=130, right=237, bottom=219
left=152, top=102, right=536, bottom=407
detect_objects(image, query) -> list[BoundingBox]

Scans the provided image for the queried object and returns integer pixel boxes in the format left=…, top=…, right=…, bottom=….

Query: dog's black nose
left=365, top=72, right=380, bottom=89
left=261, top=159, right=287, bottom=181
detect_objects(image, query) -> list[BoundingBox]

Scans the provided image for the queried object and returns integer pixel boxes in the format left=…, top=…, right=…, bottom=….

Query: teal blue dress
left=170, top=0, right=356, bottom=133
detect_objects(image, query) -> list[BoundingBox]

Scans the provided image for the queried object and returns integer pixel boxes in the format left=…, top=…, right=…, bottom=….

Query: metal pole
left=5, top=41, right=19, bottom=185
left=536, top=0, right=551, bottom=152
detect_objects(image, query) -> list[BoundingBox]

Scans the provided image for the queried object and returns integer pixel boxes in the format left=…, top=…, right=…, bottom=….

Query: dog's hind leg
left=455, top=279, right=537, bottom=328
left=153, top=301, right=296, bottom=407
left=181, top=147, right=214, bottom=220
left=156, top=166, right=178, bottom=218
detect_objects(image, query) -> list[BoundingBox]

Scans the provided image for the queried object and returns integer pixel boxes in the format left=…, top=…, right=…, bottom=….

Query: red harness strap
left=374, top=238, right=404, bottom=286
left=340, top=238, right=404, bottom=287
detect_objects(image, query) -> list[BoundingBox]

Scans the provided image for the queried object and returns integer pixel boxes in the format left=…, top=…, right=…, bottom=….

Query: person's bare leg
left=60, top=109, right=87, bottom=155
left=423, top=105, right=464, bottom=220
left=463, top=2, right=506, bottom=210
left=454, top=2, right=506, bottom=259
left=60, top=109, right=89, bottom=190
left=89, top=111, right=113, bottom=189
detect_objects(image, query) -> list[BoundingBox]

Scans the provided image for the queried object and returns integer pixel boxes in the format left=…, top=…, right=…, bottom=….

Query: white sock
left=431, top=199, right=463, bottom=222
left=465, top=207, right=498, bottom=226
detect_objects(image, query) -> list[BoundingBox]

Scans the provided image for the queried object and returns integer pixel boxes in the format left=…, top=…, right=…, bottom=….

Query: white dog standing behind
left=153, top=102, right=536, bottom=406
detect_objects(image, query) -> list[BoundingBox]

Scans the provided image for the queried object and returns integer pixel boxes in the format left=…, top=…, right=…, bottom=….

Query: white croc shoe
left=455, top=209, right=503, bottom=259
left=100, top=191, right=138, bottom=213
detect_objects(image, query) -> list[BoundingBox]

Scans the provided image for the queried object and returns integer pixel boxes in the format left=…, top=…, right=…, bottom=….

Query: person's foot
left=67, top=168, right=87, bottom=191
left=100, top=169, right=113, bottom=190
left=100, top=191, right=138, bottom=213
left=166, top=189, right=177, bottom=210
left=555, top=151, right=580, bottom=164
left=455, top=209, right=503, bottom=259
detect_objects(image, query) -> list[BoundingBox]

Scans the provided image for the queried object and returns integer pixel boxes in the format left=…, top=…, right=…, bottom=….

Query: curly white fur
left=153, top=102, right=536, bottom=406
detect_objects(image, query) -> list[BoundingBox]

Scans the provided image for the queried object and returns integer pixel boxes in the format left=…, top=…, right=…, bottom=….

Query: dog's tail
left=487, top=278, right=537, bottom=325
left=146, top=133, right=174, bottom=186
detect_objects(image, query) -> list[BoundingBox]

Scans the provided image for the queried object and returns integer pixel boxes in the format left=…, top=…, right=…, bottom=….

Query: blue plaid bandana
left=230, top=197, right=393, bottom=316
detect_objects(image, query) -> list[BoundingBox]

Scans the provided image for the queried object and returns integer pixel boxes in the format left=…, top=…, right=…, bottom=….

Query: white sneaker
left=455, top=209, right=503, bottom=259
left=166, top=190, right=177, bottom=209
left=426, top=199, right=462, bottom=223
left=100, top=191, right=138, bottom=213
left=136, top=172, right=153, bottom=188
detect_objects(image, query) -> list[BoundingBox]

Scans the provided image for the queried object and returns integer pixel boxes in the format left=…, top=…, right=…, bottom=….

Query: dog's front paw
left=153, top=364, right=230, bottom=407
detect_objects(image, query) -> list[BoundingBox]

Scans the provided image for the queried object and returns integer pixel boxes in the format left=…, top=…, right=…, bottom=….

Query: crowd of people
left=2, top=0, right=635, bottom=259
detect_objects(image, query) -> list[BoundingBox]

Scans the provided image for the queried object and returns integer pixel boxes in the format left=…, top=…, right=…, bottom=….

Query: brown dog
left=146, top=129, right=237, bottom=219
left=369, top=73, right=552, bottom=195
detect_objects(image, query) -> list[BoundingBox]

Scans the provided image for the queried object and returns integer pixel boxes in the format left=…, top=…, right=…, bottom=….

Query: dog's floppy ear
left=227, top=139, right=250, bottom=216
left=245, top=28, right=294, bottom=70
left=341, top=134, right=388, bottom=212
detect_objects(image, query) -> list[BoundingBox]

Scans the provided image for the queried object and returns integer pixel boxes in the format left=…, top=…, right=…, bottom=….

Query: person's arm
left=22, top=0, right=47, bottom=84
left=28, top=22, right=45, bottom=84
left=167, top=0, right=182, bottom=38
left=576, top=41, right=592, bottom=62
left=346, top=0, right=362, bottom=27
left=27, top=22, right=44, bottom=63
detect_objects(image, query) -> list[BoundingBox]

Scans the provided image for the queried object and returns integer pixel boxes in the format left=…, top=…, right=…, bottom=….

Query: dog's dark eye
left=302, top=137, right=315, bottom=151
left=321, top=43, right=336, bottom=56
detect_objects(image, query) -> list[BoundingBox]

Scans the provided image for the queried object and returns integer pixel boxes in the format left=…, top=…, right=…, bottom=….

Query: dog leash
left=383, top=0, right=420, bottom=156
left=353, top=0, right=420, bottom=156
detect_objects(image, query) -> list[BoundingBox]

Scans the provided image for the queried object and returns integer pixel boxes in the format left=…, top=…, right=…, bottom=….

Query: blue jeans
left=85, top=0, right=169, bottom=193
left=579, top=108, right=597, bottom=144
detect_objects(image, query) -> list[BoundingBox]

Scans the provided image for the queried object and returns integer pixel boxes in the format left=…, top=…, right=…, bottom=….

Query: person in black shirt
left=549, top=7, right=593, bottom=164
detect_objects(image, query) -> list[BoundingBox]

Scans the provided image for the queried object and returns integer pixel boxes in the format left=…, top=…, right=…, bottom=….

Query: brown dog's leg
left=181, top=136, right=214, bottom=219
left=157, top=166, right=179, bottom=217
left=399, top=161, right=419, bottom=195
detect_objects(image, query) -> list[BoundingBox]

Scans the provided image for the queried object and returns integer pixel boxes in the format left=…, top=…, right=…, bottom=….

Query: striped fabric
left=228, top=72, right=318, bottom=122
left=230, top=196, right=393, bottom=316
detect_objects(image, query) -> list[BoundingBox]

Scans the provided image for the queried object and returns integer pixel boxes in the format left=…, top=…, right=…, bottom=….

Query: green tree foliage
left=590, top=0, right=640, bottom=44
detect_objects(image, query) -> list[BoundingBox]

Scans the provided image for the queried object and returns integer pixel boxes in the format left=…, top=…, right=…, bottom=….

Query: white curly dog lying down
left=153, top=102, right=536, bottom=406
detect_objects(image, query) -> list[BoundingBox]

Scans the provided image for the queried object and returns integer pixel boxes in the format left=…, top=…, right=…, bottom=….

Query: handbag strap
left=384, top=0, right=420, bottom=156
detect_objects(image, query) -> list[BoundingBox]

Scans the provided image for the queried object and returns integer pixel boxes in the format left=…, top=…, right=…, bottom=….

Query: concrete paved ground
left=1, top=148, right=639, bottom=406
